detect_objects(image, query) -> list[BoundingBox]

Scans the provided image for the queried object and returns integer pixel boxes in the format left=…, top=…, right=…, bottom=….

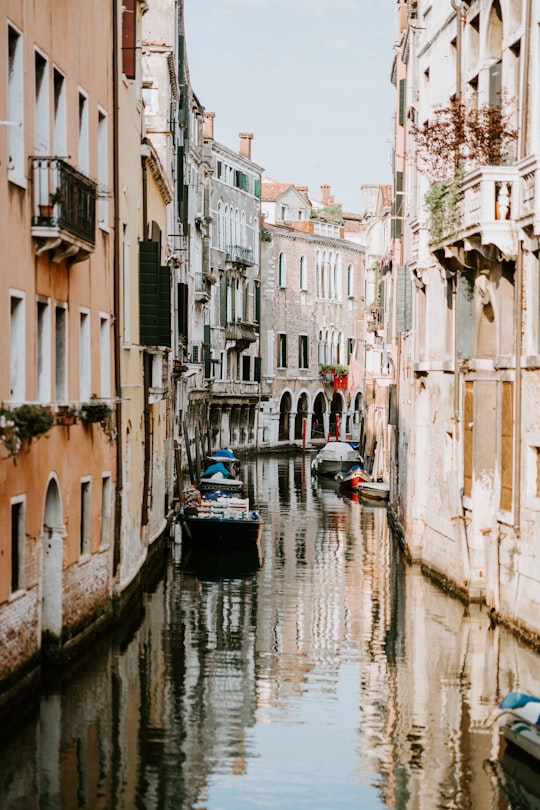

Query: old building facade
left=0, top=0, right=117, bottom=699
left=259, top=182, right=366, bottom=449
left=390, top=0, right=540, bottom=645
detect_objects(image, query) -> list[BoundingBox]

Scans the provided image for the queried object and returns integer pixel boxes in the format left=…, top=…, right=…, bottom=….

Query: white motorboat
left=486, top=691, right=540, bottom=763
left=311, top=441, right=363, bottom=478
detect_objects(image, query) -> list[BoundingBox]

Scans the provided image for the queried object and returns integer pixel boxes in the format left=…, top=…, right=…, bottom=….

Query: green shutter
left=254, top=178, right=261, bottom=198
left=159, top=266, right=171, bottom=347
left=399, top=78, right=406, bottom=125
left=204, top=324, right=211, bottom=378
left=139, top=242, right=171, bottom=347
left=139, top=241, right=160, bottom=345
left=396, top=264, right=411, bottom=334
left=178, top=282, right=188, bottom=347
left=255, top=284, right=260, bottom=324
left=220, top=277, right=227, bottom=326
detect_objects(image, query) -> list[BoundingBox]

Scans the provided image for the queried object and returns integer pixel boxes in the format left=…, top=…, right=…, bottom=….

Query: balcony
left=225, top=320, right=258, bottom=349
left=518, top=155, right=540, bottom=239
left=31, top=157, right=97, bottom=263
left=226, top=244, right=255, bottom=266
left=430, top=165, right=519, bottom=263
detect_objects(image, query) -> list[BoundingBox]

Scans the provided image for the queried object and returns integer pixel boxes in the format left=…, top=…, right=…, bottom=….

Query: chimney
left=321, top=184, right=333, bottom=205
left=296, top=185, right=308, bottom=194
left=239, top=132, right=253, bottom=160
left=203, top=111, right=215, bottom=140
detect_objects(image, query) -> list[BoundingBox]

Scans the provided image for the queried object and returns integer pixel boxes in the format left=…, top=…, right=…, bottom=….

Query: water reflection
left=0, top=453, right=540, bottom=809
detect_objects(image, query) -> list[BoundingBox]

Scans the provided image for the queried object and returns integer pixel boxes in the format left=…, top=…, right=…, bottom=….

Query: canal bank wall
left=387, top=506, right=540, bottom=655
left=0, top=528, right=170, bottom=727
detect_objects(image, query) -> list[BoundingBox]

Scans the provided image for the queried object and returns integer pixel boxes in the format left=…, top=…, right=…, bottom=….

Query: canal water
left=1, top=453, right=539, bottom=809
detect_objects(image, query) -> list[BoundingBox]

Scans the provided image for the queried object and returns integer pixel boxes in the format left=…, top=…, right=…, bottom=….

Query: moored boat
left=356, top=480, right=390, bottom=502
left=179, top=493, right=263, bottom=550
left=486, top=691, right=540, bottom=763
left=335, top=464, right=372, bottom=489
left=198, top=448, right=244, bottom=494
left=311, top=441, right=364, bottom=478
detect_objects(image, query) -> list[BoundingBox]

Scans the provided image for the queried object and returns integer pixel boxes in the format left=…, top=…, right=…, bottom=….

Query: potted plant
left=0, top=404, right=54, bottom=462
left=55, top=405, right=78, bottom=426
left=38, top=188, right=64, bottom=220
left=79, top=397, right=112, bottom=424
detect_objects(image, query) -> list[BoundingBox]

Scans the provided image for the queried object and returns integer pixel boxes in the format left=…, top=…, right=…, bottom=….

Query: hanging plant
left=0, top=404, right=54, bottom=462
left=79, top=399, right=113, bottom=424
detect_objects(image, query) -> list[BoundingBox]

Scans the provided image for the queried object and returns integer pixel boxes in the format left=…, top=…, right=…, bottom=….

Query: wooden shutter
left=500, top=381, right=513, bottom=512
left=399, top=78, right=406, bottom=125
left=463, top=381, right=473, bottom=498
left=122, top=0, right=136, bottom=80
left=456, top=272, right=474, bottom=359
left=220, top=277, right=227, bottom=326
left=254, top=356, right=261, bottom=382
left=255, top=283, right=260, bottom=324
left=178, top=282, right=188, bottom=347
left=139, top=242, right=170, bottom=347
left=204, top=324, right=211, bottom=379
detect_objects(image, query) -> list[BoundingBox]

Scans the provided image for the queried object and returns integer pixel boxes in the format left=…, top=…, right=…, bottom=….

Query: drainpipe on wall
left=112, top=0, right=123, bottom=579
left=513, top=0, right=532, bottom=537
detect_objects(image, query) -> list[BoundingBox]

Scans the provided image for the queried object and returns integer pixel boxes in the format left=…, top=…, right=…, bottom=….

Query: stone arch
left=294, top=391, right=310, bottom=440
left=278, top=391, right=293, bottom=441
left=311, top=392, right=326, bottom=440
left=330, top=391, right=346, bottom=439
left=42, top=476, right=64, bottom=643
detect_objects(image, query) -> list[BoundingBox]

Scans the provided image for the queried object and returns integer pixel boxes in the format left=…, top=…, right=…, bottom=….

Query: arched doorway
left=278, top=392, right=292, bottom=441
left=330, top=392, right=345, bottom=439
left=311, top=393, right=326, bottom=440
left=42, top=478, right=64, bottom=648
left=294, top=393, right=308, bottom=440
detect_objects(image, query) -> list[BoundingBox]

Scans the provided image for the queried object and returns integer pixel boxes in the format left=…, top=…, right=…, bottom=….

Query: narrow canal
left=1, top=453, right=539, bottom=809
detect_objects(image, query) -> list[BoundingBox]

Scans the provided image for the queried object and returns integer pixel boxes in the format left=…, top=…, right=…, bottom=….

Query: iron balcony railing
left=226, top=244, right=255, bottom=266
left=32, top=157, right=97, bottom=247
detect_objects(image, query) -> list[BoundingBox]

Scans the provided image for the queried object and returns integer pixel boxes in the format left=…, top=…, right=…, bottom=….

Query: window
left=37, top=299, right=51, bottom=403
left=242, top=355, right=250, bottom=381
left=80, top=479, right=91, bottom=555
left=11, top=497, right=25, bottom=593
left=278, top=333, right=287, bottom=368
left=463, top=382, right=473, bottom=499
left=100, top=316, right=111, bottom=398
left=299, top=335, right=308, bottom=369
left=100, top=475, right=112, bottom=548
left=278, top=252, right=286, bottom=287
left=347, top=264, right=354, bottom=297
left=78, top=91, right=89, bottom=174
left=500, top=381, right=513, bottom=512
left=7, top=24, right=24, bottom=183
left=55, top=304, right=67, bottom=401
left=123, top=225, right=131, bottom=343
left=79, top=311, right=91, bottom=401
left=122, top=0, right=136, bottom=79
left=10, top=293, right=25, bottom=402
left=34, top=51, right=49, bottom=156
left=53, top=68, right=67, bottom=157
left=97, top=109, right=108, bottom=227
left=299, top=256, right=307, bottom=291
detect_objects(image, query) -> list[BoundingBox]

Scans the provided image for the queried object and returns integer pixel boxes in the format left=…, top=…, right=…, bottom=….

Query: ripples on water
left=0, top=454, right=539, bottom=809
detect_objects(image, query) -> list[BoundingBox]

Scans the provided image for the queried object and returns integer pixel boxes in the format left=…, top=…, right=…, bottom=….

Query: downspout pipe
left=513, top=0, right=533, bottom=536
left=112, top=0, right=123, bottom=578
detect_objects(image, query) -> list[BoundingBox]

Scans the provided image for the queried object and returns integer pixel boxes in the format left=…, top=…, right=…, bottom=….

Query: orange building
left=0, top=1, right=116, bottom=700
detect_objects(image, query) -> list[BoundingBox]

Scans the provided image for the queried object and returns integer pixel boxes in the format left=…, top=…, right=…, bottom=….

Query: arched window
left=241, top=210, right=247, bottom=246
left=278, top=252, right=286, bottom=287
left=347, top=263, right=354, bottom=297
left=299, top=256, right=307, bottom=291
left=217, top=201, right=223, bottom=249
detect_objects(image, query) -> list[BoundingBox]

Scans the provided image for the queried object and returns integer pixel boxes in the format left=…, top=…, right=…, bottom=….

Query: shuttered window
left=500, top=381, right=513, bottom=512
left=456, top=272, right=474, bottom=359
left=178, top=282, right=188, bottom=348
left=220, top=277, right=227, bottom=326
left=396, top=264, right=412, bottom=333
left=122, top=0, right=136, bottom=79
left=139, top=241, right=171, bottom=347
left=399, top=78, right=406, bottom=125
left=463, top=381, right=473, bottom=498
left=204, top=324, right=211, bottom=379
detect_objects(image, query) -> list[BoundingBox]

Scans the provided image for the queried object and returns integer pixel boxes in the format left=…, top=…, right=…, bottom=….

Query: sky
left=183, top=0, right=397, bottom=214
